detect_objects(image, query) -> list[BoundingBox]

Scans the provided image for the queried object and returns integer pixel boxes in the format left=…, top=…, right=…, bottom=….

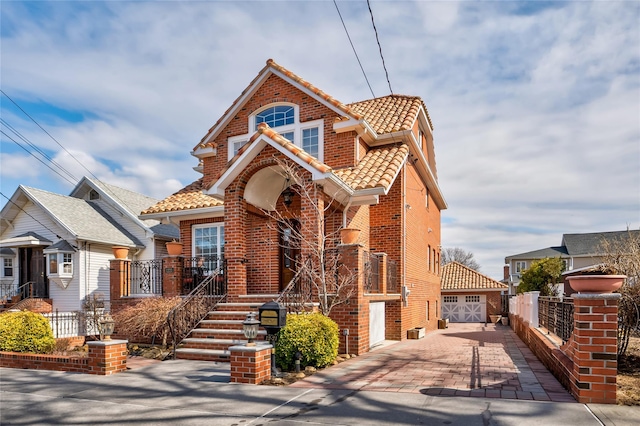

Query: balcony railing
left=364, top=252, right=381, bottom=293
left=387, top=259, right=399, bottom=293
left=129, top=259, right=163, bottom=295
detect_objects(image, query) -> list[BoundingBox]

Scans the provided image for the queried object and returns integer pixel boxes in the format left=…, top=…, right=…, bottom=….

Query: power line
left=366, top=0, right=393, bottom=95
left=1, top=130, right=77, bottom=186
left=1, top=118, right=78, bottom=183
left=0, top=191, right=63, bottom=240
left=333, top=0, right=376, bottom=99
left=0, top=90, right=149, bottom=218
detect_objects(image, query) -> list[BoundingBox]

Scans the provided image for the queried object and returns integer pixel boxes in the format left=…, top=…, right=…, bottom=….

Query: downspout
left=342, top=201, right=352, bottom=228
left=403, top=166, right=407, bottom=298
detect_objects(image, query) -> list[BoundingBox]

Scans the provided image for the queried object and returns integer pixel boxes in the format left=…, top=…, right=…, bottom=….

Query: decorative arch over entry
left=243, top=165, right=292, bottom=211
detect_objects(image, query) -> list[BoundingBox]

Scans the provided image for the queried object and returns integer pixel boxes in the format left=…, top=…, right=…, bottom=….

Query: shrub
left=276, top=312, right=339, bottom=371
left=0, top=311, right=55, bottom=354
left=112, top=297, right=181, bottom=347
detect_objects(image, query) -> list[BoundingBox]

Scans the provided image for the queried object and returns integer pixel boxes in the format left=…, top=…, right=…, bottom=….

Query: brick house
left=140, top=59, right=447, bottom=356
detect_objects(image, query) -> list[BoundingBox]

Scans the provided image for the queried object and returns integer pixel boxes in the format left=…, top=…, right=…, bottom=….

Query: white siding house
left=0, top=177, right=178, bottom=312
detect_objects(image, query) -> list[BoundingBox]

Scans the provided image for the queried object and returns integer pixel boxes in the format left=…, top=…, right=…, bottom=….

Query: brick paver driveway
left=291, top=322, right=575, bottom=402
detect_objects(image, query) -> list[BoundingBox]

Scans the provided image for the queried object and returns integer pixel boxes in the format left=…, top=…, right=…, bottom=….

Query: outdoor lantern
left=282, top=176, right=294, bottom=207
left=99, top=312, right=115, bottom=341
left=242, top=312, right=260, bottom=346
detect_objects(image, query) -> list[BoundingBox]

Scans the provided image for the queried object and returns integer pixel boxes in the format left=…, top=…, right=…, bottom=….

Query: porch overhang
left=140, top=206, right=225, bottom=224
left=0, top=233, right=53, bottom=247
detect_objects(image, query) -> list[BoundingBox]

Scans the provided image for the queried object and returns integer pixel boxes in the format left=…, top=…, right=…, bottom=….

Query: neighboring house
left=140, top=59, right=447, bottom=355
left=441, top=262, right=507, bottom=323
left=504, top=230, right=640, bottom=295
left=0, top=177, right=178, bottom=312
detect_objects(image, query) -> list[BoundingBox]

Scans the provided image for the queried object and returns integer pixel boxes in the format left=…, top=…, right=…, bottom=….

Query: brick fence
left=0, top=340, right=128, bottom=376
left=510, top=291, right=620, bottom=404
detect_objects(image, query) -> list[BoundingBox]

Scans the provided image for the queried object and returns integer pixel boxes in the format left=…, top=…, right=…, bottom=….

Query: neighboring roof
left=348, top=95, right=434, bottom=133
left=505, top=246, right=569, bottom=261
left=0, top=231, right=53, bottom=247
left=20, top=186, right=144, bottom=247
left=149, top=223, right=180, bottom=240
left=44, top=239, right=77, bottom=252
left=441, top=262, right=508, bottom=291
left=140, top=178, right=223, bottom=215
left=505, top=230, right=640, bottom=263
left=334, top=144, right=409, bottom=191
left=0, top=247, right=16, bottom=255
left=562, top=230, right=640, bottom=256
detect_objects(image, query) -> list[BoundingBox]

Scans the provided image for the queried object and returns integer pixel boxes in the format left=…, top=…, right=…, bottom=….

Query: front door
left=19, top=247, right=48, bottom=298
left=279, top=220, right=300, bottom=291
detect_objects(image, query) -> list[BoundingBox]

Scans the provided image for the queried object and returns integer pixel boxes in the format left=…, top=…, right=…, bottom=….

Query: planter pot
left=489, top=314, right=501, bottom=324
left=501, top=317, right=509, bottom=326
left=112, top=246, right=129, bottom=259
left=340, top=228, right=361, bottom=245
left=567, top=275, right=626, bottom=294
left=166, top=241, right=183, bottom=256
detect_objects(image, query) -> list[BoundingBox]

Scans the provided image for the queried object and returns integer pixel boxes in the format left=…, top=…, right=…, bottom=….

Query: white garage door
left=369, top=302, right=385, bottom=347
left=442, top=295, right=486, bottom=323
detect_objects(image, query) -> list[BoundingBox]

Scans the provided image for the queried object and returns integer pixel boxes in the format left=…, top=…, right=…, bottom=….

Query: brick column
left=571, top=293, right=620, bottom=404
left=229, top=344, right=272, bottom=384
left=162, top=256, right=183, bottom=297
left=87, top=340, right=128, bottom=375
left=109, top=259, right=130, bottom=312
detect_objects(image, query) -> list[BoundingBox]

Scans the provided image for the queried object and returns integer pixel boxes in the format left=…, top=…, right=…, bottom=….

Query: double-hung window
left=193, top=223, right=225, bottom=271
left=515, top=261, right=526, bottom=274
left=2, top=258, right=13, bottom=278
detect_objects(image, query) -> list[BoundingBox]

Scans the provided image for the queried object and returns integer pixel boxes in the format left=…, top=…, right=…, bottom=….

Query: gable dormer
left=227, top=102, right=324, bottom=163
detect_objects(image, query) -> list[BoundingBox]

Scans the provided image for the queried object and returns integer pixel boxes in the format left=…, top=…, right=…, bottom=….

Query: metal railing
left=167, top=265, right=227, bottom=356
left=42, top=310, right=85, bottom=338
left=276, top=257, right=314, bottom=313
left=130, top=259, right=163, bottom=295
left=182, top=255, right=224, bottom=295
left=364, top=252, right=381, bottom=293
left=0, top=282, right=17, bottom=304
left=538, top=296, right=574, bottom=343
left=387, top=259, right=399, bottom=293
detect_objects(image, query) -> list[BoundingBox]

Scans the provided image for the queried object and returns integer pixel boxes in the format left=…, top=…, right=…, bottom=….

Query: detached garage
left=441, top=262, right=508, bottom=323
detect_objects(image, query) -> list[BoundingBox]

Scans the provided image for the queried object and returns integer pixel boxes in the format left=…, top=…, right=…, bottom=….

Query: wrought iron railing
left=182, top=255, right=224, bottom=295
left=364, top=252, right=381, bottom=293
left=130, top=259, right=163, bottom=295
left=387, top=259, right=399, bottom=293
left=0, top=282, right=17, bottom=304
left=167, top=265, right=227, bottom=356
left=42, top=310, right=85, bottom=338
left=276, top=257, right=314, bottom=313
left=538, top=296, right=574, bottom=343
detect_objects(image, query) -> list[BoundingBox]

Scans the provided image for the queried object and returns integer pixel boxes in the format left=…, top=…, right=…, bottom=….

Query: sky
left=1, top=0, right=639, bottom=280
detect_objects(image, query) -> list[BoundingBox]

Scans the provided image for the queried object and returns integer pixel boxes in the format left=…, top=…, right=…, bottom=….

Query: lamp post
left=99, top=312, right=115, bottom=341
left=242, top=312, right=260, bottom=346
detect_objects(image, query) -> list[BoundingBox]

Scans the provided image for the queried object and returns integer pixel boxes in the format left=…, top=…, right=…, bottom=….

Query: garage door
left=369, top=302, right=385, bottom=347
left=442, top=295, right=486, bottom=322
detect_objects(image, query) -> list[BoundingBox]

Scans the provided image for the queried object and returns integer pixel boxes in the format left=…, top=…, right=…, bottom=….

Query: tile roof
left=140, top=178, right=223, bottom=215
left=441, top=262, right=508, bottom=291
left=347, top=94, right=434, bottom=133
left=334, top=144, right=408, bottom=191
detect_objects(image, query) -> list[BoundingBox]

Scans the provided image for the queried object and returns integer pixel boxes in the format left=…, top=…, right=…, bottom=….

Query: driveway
left=291, top=322, right=575, bottom=402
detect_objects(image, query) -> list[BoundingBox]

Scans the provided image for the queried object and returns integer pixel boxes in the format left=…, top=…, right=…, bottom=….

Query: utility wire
left=366, top=0, right=393, bottom=95
left=1, top=130, right=77, bottom=186
left=0, top=90, right=149, bottom=217
left=333, top=0, right=375, bottom=99
left=0, top=191, right=63, bottom=240
left=1, top=118, right=78, bottom=183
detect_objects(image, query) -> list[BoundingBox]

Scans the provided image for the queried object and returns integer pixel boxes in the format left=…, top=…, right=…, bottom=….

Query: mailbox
left=259, top=301, right=287, bottom=334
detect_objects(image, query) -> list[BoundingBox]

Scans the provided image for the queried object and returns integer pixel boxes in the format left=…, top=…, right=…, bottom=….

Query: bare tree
left=261, top=158, right=363, bottom=316
left=441, top=247, right=481, bottom=271
left=598, top=230, right=640, bottom=355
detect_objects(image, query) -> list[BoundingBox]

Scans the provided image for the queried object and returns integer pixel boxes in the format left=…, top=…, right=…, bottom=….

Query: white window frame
left=2, top=257, right=14, bottom=278
left=515, top=261, right=526, bottom=274
left=192, top=223, right=225, bottom=270
left=227, top=103, right=324, bottom=162
left=47, top=252, right=74, bottom=278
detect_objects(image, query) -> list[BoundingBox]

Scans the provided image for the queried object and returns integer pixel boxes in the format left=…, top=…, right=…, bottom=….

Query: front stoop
left=175, top=297, right=274, bottom=362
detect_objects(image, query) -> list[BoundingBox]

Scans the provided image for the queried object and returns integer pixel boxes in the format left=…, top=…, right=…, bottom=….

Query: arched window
left=255, top=105, right=295, bottom=129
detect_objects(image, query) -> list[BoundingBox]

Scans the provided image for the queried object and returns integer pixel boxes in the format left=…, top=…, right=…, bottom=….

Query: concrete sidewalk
left=1, top=360, right=638, bottom=425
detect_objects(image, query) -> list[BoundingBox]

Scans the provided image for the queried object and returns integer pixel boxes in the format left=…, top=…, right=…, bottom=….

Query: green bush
left=0, top=311, right=55, bottom=354
left=275, top=312, right=339, bottom=371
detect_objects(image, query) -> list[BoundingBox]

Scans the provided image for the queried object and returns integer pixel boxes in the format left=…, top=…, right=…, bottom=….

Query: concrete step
left=175, top=347, right=230, bottom=362
left=189, top=328, right=267, bottom=338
